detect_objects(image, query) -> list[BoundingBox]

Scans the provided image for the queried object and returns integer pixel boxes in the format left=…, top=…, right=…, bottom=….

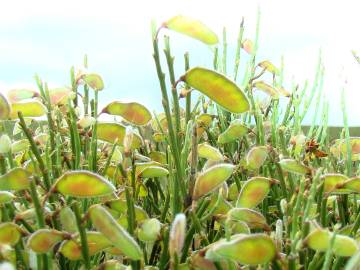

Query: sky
left=0, top=0, right=359, bottom=126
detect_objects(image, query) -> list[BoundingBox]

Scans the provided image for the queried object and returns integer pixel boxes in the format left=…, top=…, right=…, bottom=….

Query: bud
left=280, top=198, right=287, bottom=215
left=0, top=261, right=15, bottom=270
left=137, top=218, right=161, bottom=242
left=169, top=213, right=186, bottom=258
left=123, top=126, right=134, bottom=156
left=0, top=134, right=11, bottom=154
left=77, top=115, right=96, bottom=129
left=275, top=219, right=283, bottom=250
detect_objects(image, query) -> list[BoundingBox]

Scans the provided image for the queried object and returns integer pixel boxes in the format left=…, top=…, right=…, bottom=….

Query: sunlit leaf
left=54, top=170, right=116, bottom=198
left=193, top=163, right=235, bottom=200
left=0, top=223, right=22, bottom=246
left=305, top=228, right=359, bottom=257
left=237, top=177, right=273, bottom=208
left=279, top=159, right=310, bottom=175
left=6, top=89, right=39, bottom=103
left=0, top=191, right=15, bottom=204
left=344, top=177, right=360, bottom=193
left=205, top=234, right=276, bottom=265
left=0, top=168, right=30, bottom=191
left=181, top=67, right=250, bottom=113
left=0, top=134, right=11, bottom=154
left=49, top=87, right=75, bottom=105
left=10, top=100, right=47, bottom=119
left=97, top=122, right=143, bottom=148
left=253, top=81, right=279, bottom=98
left=227, top=208, right=269, bottom=230
left=218, top=119, right=248, bottom=144
left=101, top=101, right=152, bottom=126
left=258, top=60, right=279, bottom=75
left=82, top=73, right=104, bottom=91
left=163, top=15, right=218, bottom=45
left=246, top=146, right=268, bottom=170
left=27, top=229, right=66, bottom=253
left=89, top=204, right=143, bottom=260
left=59, top=231, right=112, bottom=260
left=0, top=93, right=11, bottom=120
left=198, top=143, right=224, bottom=161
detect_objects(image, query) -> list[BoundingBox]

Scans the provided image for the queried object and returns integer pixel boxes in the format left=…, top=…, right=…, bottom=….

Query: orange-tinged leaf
left=97, top=122, right=143, bottom=148
left=279, top=159, right=310, bottom=175
left=0, top=223, right=22, bottom=246
left=253, top=81, right=279, bottom=98
left=163, top=15, right=218, bottom=45
left=241, top=39, right=254, bottom=54
left=83, top=73, right=104, bottom=91
left=227, top=208, right=268, bottom=230
left=237, top=177, right=272, bottom=208
left=218, top=119, right=248, bottom=144
left=7, top=89, right=39, bottom=103
left=27, top=229, right=66, bottom=253
left=102, top=101, right=152, bottom=126
left=88, top=204, right=143, bottom=260
left=0, top=191, right=15, bottom=204
left=205, top=234, right=276, bottom=265
left=0, top=92, right=11, bottom=120
left=322, top=174, right=349, bottom=194
left=246, top=146, right=268, bottom=170
left=193, top=164, right=235, bottom=200
left=305, top=228, right=359, bottom=257
left=344, top=177, right=360, bottom=193
left=49, top=88, right=74, bottom=105
left=182, top=67, right=250, bottom=113
left=198, top=143, right=224, bottom=161
left=54, top=170, right=116, bottom=198
left=59, top=231, right=112, bottom=260
left=0, top=168, right=30, bottom=191
left=258, top=60, right=279, bottom=75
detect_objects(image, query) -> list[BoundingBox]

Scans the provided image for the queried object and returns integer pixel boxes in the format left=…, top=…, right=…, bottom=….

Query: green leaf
left=227, top=208, right=269, bottom=230
left=82, top=73, right=104, bottom=91
left=163, top=15, right=218, bottom=45
left=138, top=166, right=169, bottom=178
left=181, top=67, right=250, bottom=113
left=218, top=119, right=248, bottom=144
left=89, top=204, right=143, bottom=260
left=137, top=218, right=161, bottom=242
left=198, top=143, right=224, bottom=161
left=0, top=191, right=15, bottom=204
left=6, top=89, right=39, bottom=103
left=0, top=168, right=30, bottom=191
left=205, top=234, right=276, bottom=265
left=102, top=101, right=152, bottom=126
left=279, top=159, right=310, bottom=175
left=193, top=163, right=235, bottom=200
left=246, top=146, right=268, bottom=170
left=54, top=170, right=116, bottom=198
left=322, top=174, right=349, bottom=194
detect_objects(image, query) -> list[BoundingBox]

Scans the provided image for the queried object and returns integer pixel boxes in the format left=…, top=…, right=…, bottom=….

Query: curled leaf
left=258, top=60, right=279, bottom=75
left=163, top=15, right=218, bottom=45
left=102, top=101, right=152, bottom=126
left=54, top=170, right=116, bottom=198
left=181, top=67, right=250, bottom=113
left=253, top=81, right=279, bottom=98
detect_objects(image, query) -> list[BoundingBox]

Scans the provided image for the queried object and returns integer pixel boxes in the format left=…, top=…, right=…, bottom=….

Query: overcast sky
left=0, top=0, right=359, bottom=125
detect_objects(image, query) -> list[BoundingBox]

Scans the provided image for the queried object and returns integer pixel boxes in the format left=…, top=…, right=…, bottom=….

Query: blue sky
left=0, top=0, right=359, bottom=125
